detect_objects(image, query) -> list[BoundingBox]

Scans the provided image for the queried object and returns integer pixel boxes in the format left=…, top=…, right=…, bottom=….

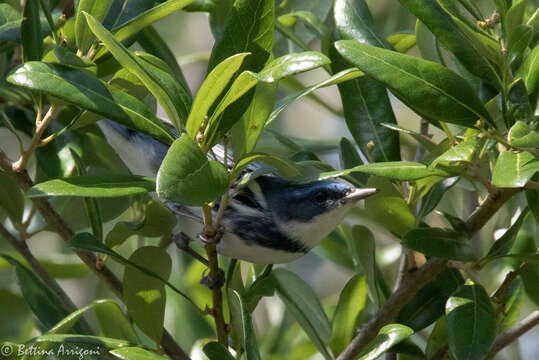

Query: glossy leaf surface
left=330, top=275, right=368, bottom=355
left=7, top=62, right=175, bottom=145
left=335, top=40, right=493, bottom=127
left=357, top=324, right=414, bottom=360
left=123, top=246, right=171, bottom=344
left=272, top=268, right=332, bottom=359
left=27, top=175, right=156, bottom=198
left=156, top=134, right=228, bottom=206
left=402, top=228, right=476, bottom=261
left=492, top=151, right=539, bottom=188
left=446, top=283, right=495, bottom=360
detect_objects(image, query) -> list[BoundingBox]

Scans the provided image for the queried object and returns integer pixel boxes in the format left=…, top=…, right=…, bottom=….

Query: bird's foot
left=200, top=268, right=225, bottom=289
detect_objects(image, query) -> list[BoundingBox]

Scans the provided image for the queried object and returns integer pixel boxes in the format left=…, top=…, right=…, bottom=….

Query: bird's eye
left=314, top=190, right=326, bottom=203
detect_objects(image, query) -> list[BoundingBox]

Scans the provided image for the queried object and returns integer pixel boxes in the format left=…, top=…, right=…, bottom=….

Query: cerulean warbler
left=100, top=121, right=377, bottom=264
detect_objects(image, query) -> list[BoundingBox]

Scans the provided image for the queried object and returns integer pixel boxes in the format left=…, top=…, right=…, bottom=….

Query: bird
left=99, top=120, right=378, bottom=264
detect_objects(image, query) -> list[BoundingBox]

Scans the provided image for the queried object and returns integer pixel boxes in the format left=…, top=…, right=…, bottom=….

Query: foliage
left=0, top=0, right=538, bottom=360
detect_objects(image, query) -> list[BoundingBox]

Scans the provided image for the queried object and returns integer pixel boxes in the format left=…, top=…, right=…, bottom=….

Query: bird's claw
left=200, top=268, right=225, bottom=289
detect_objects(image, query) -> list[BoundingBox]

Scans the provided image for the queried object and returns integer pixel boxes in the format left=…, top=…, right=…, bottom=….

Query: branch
left=0, top=151, right=190, bottom=360
left=337, top=188, right=519, bottom=360
left=201, top=205, right=228, bottom=345
left=0, top=222, right=93, bottom=334
left=487, top=311, right=539, bottom=358
left=12, top=105, right=56, bottom=172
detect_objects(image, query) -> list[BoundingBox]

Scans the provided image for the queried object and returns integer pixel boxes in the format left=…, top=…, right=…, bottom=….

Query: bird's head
left=254, top=176, right=378, bottom=248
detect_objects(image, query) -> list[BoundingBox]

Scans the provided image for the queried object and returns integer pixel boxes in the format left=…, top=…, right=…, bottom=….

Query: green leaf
left=228, top=290, right=261, bottom=360
left=403, top=228, right=476, bottom=261
left=258, top=51, right=330, bottom=82
left=278, top=11, right=328, bottom=38
left=417, top=177, right=459, bottom=219
left=508, top=78, right=534, bottom=121
left=380, top=123, right=437, bottom=151
left=124, top=246, right=171, bottom=344
left=268, top=67, right=363, bottom=125
left=186, top=52, right=250, bottom=137
left=27, top=175, right=156, bottom=198
left=156, top=134, right=229, bottom=206
left=492, top=151, right=539, bottom=188
left=446, top=283, right=496, bottom=360
left=332, top=0, right=400, bottom=162
left=339, top=138, right=367, bottom=185
left=203, top=342, right=236, bottom=360
left=363, top=177, right=415, bottom=237
left=84, top=12, right=185, bottom=131
left=52, top=45, right=96, bottom=68
left=415, top=20, right=443, bottom=63
left=272, top=268, right=332, bottom=360
left=496, top=278, right=523, bottom=332
left=94, top=301, right=140, bottom=343
left=232, top=153, right=300, bottom=180
left=399, top=0, right=500, bottom=86
left=95, top=0, right=196, bottom=59
left=75, top=0, right=114, bottom=54
left=204, top=71, right=259, bottom=148
left=508, top=121, right=539, bottom=148
left=7, top=62, right=175, bottom=145
left=507, top=24, right=533, bottom=59
left=21, top=0, right=43, bottom=61
left=334, top=0, right=391, bottom=49
left=0, top=4, right=21, bottom=43
left=137, top=25, right=191, bottom=96
left=110, top=347, right=167, bottom=359
left=487, top=208, right=530, bottom=258
left=68, top=233, right=197, bottom=308
left=430, top=138, right=480, bottom=168
left=0, top=170, right=24, bottom=223
left=28, top=333, right=132, bottom=350
left=298, top=161, right=450, bottom=183
left=516, top=42, right=539, bottom=94
left=0, top=254, right=71, bottom=331
left=208, top=0, right=274, bottom=72
left=397, top=269, right=464, bottom=331
left=357, top=324, right=414, bottom=360
left=233, top=81, right=278, bottom=156
left=105, top=200, right=177, bottom=248
left=425, top=317, right=448, bottom=359
left=48, top=299, right=138, bottom=344
left=330, top=275, right=368, bottom=355
left=335, top=40, right=493, bottom=127
left=505, top=0, right=528, bottom=36
left=352, top=226, right=381, bottom=306
left=387, top=32, right=416, bottom=53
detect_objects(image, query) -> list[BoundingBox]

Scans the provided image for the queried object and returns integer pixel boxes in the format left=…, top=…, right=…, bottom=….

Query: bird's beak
left=341, top=188, right=378, bottom=203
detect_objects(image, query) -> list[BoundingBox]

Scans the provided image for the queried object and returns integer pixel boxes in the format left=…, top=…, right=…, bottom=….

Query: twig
left=0, top=223, right=94, bottom=335
left=486, top=311, right=539, bottom=358
left=201, top=205, right=228, bottom=345
left=524, top=181, right=539, bottom=190
left=491, top=265, right=524, bottom=304
left=336, top=187, right=519, bottom=360
left=12, top=106, right=56, bottom=172
left=0, top=151, right=190, bottom=360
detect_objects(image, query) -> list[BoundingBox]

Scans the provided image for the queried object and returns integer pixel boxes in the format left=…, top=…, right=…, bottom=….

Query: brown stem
left=12, top=106, right=56, bottom=172
left=0, top=152, right=190, bottom=360
left=486, top=311, right=539, bottom=358
left=492, top=265, right=523, bottom=304
left=0, top=223, right=94, bottom=334
left=202, top=205, right=228, bottom=345
left=336, top=188, right=519, bottom=360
